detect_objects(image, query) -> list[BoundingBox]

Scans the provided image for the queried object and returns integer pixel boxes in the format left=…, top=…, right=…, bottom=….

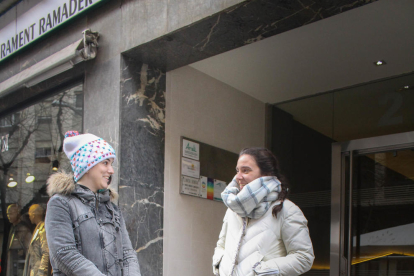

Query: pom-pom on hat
left=63, top=131, right=116, bottom=182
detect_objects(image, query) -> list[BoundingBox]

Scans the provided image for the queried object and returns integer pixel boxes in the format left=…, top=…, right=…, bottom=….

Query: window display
left=23, top=204, right=48, bottom=276
left=0, top=83, right=83, bottom=276
left=6, top=204, right=32, bottom=276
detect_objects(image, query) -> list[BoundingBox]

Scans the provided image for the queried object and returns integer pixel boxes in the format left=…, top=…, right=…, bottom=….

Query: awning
left=0, top=29, right=99, bottom=98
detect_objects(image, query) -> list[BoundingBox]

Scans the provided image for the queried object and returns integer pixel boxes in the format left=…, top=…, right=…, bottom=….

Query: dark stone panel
left=124, top=0, right=376, bottom=71
left=119, top=56, right=165, bottom=276
left=121, top=186, right=164, bottom=275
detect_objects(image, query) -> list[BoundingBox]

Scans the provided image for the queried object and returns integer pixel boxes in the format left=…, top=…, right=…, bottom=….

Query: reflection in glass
left=274, top=73, right=414, bottom=275
left=23, top=204, right=49, bottom=276
left=0, top=83, right=83, bottom=276
left=277, top=73, right=414, bottom=142
left=351, top=149, right=414, bottom=275
left=5, top=204, right=32, bottom=276
left=270, top=105, right=333, bottom=275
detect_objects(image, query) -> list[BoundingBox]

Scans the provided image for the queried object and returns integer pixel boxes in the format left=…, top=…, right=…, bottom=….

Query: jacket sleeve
left=45, top=196, right=105, bottom=276
left=38, top=224, right=50, bottom=276
left=212, top=211, right=228, bottom=275
left=119, top=210, right=141, bottom=276
left=254, top=205, right=314, bottom=276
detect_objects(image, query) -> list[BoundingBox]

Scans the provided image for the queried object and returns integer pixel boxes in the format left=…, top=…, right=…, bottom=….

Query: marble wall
left=119, top=56, right=166, bottom=276
left=123, top=0, right=377, bottom=71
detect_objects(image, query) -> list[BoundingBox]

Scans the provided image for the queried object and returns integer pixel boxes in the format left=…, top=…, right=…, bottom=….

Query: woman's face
left=236, top=154, right=262, bottom=190
left=80, top=158, right=115, bottom=192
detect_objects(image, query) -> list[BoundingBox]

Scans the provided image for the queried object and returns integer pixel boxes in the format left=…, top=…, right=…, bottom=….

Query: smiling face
left=78, top=158, right=114, bottom=193
left=235, top=154, right=263, bottom=190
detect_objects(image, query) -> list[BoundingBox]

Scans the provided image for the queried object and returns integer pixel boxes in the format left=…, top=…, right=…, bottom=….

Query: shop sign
left=1, top=134, right=8, bottom=152
left=182, top=139, right=199, bottom=160
left=0, top=0, right=105, bottom=62
left=213, top=179, right=226, bottom=202
left=180, top=175, right=226, bottom=203
left=181, top=176, right=200, bottom=197
left=179, top=136, right=236, bottom=203
left=181, top=157, right=200, bottom=179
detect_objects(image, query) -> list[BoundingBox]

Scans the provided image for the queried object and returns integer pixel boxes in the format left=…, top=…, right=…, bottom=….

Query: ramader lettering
left=0, top=0, right=97, bottom=61
left=1, top=24, right=36, bottom=59
left=39, top=0, right=94, bottom=35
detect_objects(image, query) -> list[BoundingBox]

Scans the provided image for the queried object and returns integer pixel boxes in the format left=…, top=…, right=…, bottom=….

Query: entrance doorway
left=331, top=131, right=414, bottom=276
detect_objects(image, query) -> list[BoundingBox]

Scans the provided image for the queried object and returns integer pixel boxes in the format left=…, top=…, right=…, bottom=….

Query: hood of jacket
left=46, top=171, right=118, bottom=202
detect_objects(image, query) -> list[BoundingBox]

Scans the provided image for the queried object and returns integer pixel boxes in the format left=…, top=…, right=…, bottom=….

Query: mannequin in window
left=23, top=204, right=50, bottom=276
left=6, top=204, right=32, bottom=276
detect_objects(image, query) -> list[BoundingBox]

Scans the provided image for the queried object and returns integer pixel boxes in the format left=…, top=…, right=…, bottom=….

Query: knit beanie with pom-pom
left=63, top=131, right=116, bottom=182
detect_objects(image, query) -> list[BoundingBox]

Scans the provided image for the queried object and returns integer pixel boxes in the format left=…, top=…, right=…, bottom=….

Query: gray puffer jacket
left=45, top=172, right=141, bottom=276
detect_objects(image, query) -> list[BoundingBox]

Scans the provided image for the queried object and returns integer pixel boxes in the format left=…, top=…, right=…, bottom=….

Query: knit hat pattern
left=63, top=131, right=116, bottom=182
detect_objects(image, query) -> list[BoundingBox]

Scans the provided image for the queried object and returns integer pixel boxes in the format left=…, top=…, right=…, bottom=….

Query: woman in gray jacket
left=45, top=131, right=141, bottom=276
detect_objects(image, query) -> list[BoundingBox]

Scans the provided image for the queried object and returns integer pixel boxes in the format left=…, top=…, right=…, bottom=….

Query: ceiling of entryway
left=190, top=0, right=414, bottom=104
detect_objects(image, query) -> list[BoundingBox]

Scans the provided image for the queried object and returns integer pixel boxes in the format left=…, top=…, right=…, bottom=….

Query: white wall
left=164, top=66, right=265, bottom=276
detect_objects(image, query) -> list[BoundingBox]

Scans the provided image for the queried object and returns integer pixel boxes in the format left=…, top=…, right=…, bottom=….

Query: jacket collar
left=47, top=171, right=118, bottom=202
left=73, top=184, right=111, bottom=204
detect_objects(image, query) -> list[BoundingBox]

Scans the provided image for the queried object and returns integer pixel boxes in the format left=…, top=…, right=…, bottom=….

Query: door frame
left=330, top=131, right=414, bottom=276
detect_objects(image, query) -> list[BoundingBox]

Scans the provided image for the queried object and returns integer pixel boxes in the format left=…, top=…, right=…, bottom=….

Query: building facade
left=0, top=0, right=413, bottom=276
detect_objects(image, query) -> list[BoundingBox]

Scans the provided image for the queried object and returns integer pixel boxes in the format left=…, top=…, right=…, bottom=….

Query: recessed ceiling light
left=374, top=60, right=386, bottom=66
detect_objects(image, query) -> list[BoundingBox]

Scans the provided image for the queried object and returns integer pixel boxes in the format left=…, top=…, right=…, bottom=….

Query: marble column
left=119, top=56, right=165, bottom=276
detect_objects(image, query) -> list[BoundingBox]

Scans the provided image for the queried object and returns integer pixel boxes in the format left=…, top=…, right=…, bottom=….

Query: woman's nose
left=108, top=165, right=115, bottom=174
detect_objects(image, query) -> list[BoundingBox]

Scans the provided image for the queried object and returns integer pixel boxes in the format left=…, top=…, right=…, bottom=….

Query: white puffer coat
left=213, top=200, right=314, bottom=276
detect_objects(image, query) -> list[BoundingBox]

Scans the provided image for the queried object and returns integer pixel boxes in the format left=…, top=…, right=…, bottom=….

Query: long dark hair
left=239, top=147, right=289, bottom=218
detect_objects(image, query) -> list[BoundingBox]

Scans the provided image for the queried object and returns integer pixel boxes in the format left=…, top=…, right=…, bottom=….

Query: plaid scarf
left=221, top=176, right=282, bottom=219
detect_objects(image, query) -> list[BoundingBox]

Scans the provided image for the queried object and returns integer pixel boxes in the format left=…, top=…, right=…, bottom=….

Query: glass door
left=331, top=131, right=414, bottom=276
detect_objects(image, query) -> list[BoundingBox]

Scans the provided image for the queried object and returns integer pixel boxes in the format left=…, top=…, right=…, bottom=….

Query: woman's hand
left=213, top=264, right=220, bottom=276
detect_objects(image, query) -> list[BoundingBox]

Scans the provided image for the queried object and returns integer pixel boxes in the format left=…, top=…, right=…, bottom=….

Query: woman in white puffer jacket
left=212, top=148, right=314, bottom=276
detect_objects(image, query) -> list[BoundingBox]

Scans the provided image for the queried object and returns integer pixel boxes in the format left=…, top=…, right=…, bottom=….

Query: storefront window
left=271, top=73, right=414, bottom=275
left=0, top=83, right=83, bottom=276
left=276, top=73, right=414, bottom=142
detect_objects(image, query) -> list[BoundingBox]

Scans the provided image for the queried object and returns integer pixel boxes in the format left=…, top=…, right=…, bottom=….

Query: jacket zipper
left=229, top=217, right=249, bottom=276
left=96, top=193, right=99, bottom=211
left=99, top=231, right=108, bottom=273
